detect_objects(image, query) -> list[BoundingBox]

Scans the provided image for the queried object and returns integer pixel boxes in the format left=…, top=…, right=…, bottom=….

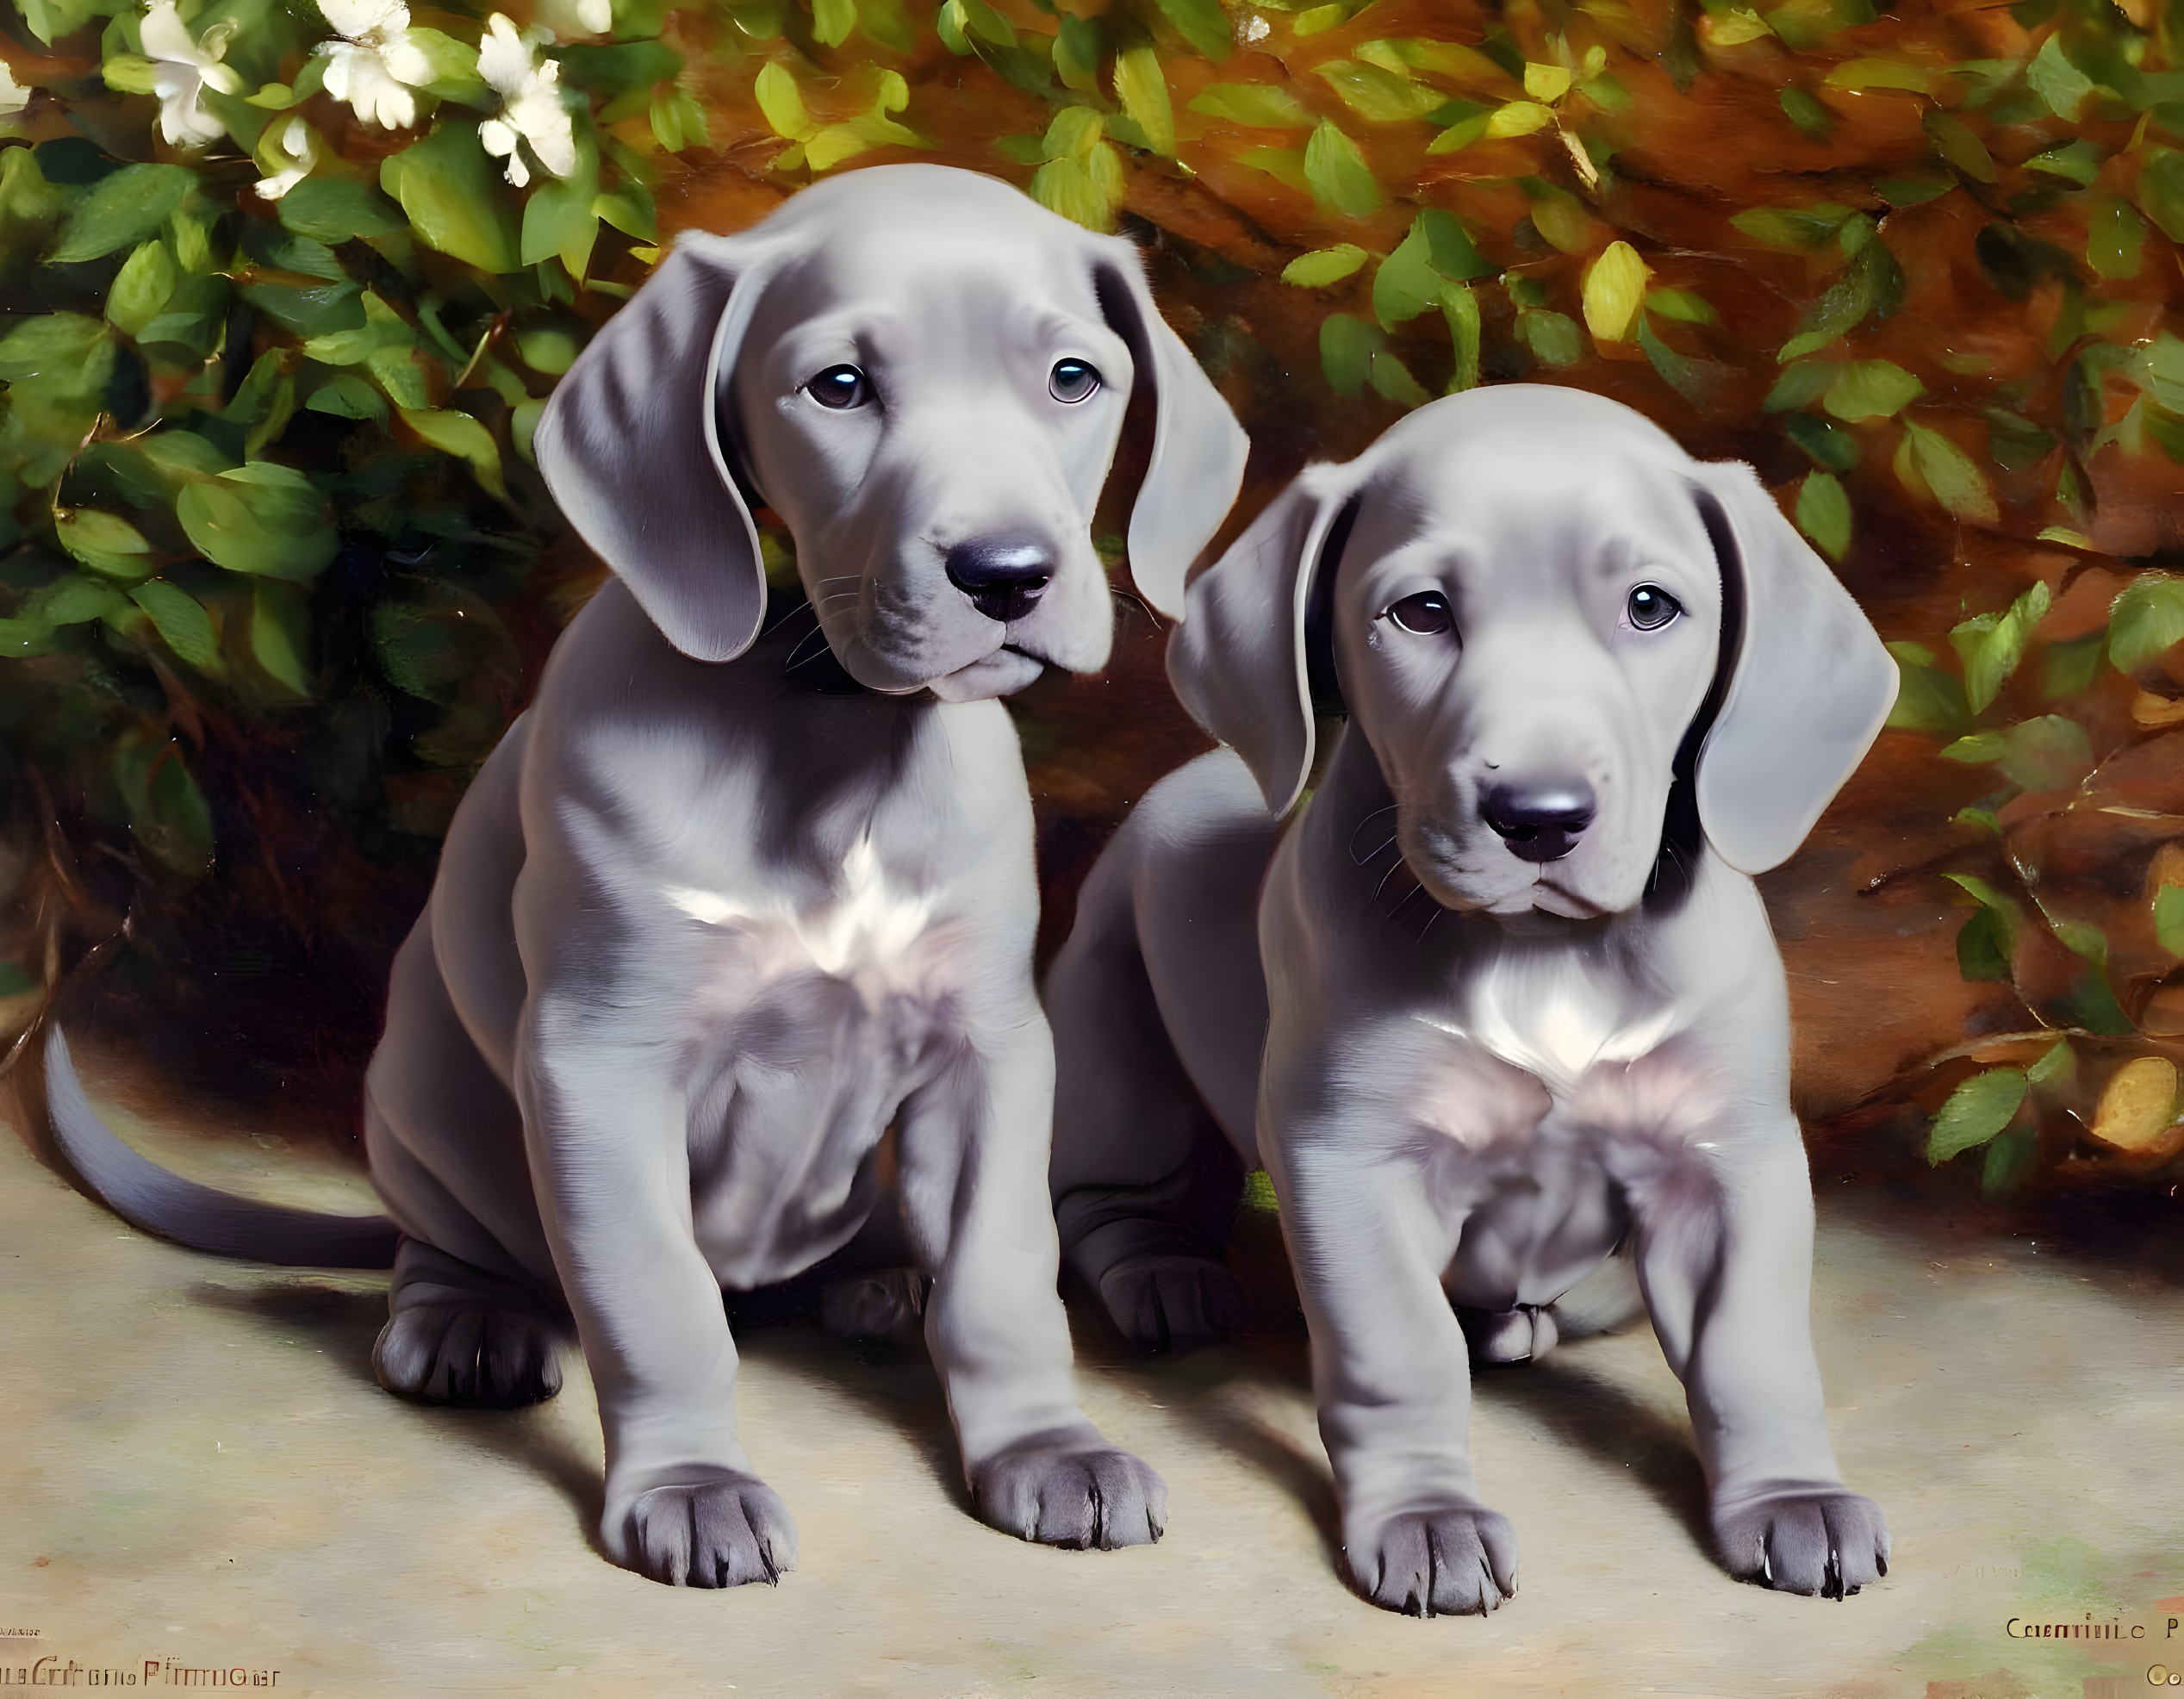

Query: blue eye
left=808, top=364, right=870, bottom=409
left=1627, top=584, right=1682, bottom=630
left=1049, top=359, right=1101, bottom=403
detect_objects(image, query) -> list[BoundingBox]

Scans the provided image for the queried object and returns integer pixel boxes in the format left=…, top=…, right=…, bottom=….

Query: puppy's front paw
left=372, top=1304, right=563, bottom=1409
left=1713, top=1487, right=1888, bottom=1597
left=1097, top=1254, right=1248, bottom=1349
left=615, top=1470, right=799, bottom=1589
left=971, top=1435, right=1167, bottom=1550
left=1348, top=1506, right=1519, bottom=1616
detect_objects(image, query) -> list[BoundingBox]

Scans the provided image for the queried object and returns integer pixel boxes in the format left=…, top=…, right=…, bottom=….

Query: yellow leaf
left=1484, top=101, right=1553, bottom=139
left=1114, top=46, right=1174, bottom=156
left=1704, top=8, right=1773, bottom=45
left=1582, top=240, right=1650, bottom=343
left=2089, top=1056, right=2183, bottom=1155
left=1522, top=62, right=1571, bottom=103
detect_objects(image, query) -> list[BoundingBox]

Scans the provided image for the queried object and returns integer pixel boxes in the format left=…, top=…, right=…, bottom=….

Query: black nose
left=1481, top=779, right=1596, bottom=863
left=944, top=535, right=1056, bottom=625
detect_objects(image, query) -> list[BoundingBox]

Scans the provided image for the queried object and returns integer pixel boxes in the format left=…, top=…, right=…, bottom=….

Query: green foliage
left=1927, top=1067, right=2028, bottom=1164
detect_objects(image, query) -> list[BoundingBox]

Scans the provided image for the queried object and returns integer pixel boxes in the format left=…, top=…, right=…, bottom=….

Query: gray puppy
left=46, top=164, right=1249, bottom=1588
left=1046, top=386, right=1896, bottom=1613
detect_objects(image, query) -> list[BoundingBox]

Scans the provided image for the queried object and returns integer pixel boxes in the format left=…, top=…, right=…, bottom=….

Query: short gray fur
left=1047, top=386, right=1897, bottom=1613
left=44, top=164, right=1251, bottom=1589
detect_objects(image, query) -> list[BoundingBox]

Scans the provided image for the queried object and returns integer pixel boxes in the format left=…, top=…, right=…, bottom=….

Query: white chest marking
left=664, top=833, right=934, bottom=978
left=1419, top=954, right=1682, bottom=1097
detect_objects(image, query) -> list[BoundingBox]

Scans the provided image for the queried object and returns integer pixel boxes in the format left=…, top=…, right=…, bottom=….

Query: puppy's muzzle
left=945, top=534, right=1056, bottom=625
left=1482, top=778, right=1596, bottom=864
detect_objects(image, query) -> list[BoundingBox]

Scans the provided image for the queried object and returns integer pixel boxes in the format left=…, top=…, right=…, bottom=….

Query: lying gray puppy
left=1046, top=385, right=1896, bottom=1612
left=46, top=164, right=1248, bottom=1587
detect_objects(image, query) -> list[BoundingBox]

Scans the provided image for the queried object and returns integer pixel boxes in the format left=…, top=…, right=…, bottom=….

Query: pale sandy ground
left=3, top=1074, right=2181, bottom=1699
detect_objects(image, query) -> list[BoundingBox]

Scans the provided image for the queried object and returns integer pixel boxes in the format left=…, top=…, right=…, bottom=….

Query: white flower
left=140, top=0, right=241, bottom=149
left=476, top=15, right=575, bottom=188
left=1, top=60, right=34, bottom=121
left=314, top=0, right=431, bottom=131
left=537, top=0, right=611, bottom=39
left=253, top=115, right=321, bottom=199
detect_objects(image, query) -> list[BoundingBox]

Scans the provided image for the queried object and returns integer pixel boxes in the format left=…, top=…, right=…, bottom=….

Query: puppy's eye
left=1626, top=584, right=1682, bottom=631
left=1049, top=359, right=1102, bottom=403
left=806, top=364, right=870, bottom=410
left=1386, top=592, right=1455, bottom=637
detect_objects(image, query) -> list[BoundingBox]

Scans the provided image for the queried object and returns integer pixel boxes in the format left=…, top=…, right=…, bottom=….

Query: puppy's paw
left=1097, top=1254, right=1248, bottom=1350
left=1713, top=1487, right=1889, bottom=1597
left=1348, top=1506, right=1519, bottom=1616
left=971, top=1435, right=1167, bottom=1550
left=615, top=1470, right=800, bottom=1589
left=372, top=1303, right=563, bottom=1408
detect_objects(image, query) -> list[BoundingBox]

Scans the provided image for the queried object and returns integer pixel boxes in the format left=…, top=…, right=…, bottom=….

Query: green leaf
left=1730, top=203, right=1850, bottom=251
left=1898, top=420, right=1997, bottom=524
left=2026, top=1039, right=2075, bottom=1092
left=112, top=731, right=214, bottom=878
left=1941, top=714, right=2092, bottom=792
left=278, top=177, right=408, bottom=243
left=400, top=408, right=508, bottom=503
left=128, top=578, right=222, bottom=675
left=2137, top=149, right=2184, bottom=244
left=241, top=281, right=365, bottom=339
left=1981, top=1124, right=2038, bottom=1198
left=1784, top=411, right=1858, bottom=471
left=522, top=132, right=602, bottom=274
left=2154, top=885, right=2184, bottom=958
left=304, top=371, right=388, bottom=422
left=107, top=240, right=177, bottom=339
left=1187, top=84, right=1316, bottom=128
left=175, top=464, right=338, bottom=582
left=1284, top=245, right=1369, bottom=287
left=2107, top=574, right=2184, bottom=673
left=1645, top=288, right=1716, bottom=325
left=2025, top=32, right=2093, bottom=121
left=1316, top=59, right=1440, bottom=123
left=0, top=312, right=112, bottom=389
left=755, top=60, right=815, bottom=140
left=401, top=27, right=491, bottom=105
left=1054, top=15, right=1101, bottom=91
left=1924, top=111, right=1996, bottom=183
left=2025, top=139, right=2102, bottom=187
left=57, top=508, right=155, bottom=580
left=1779, top=84, right=1830, bottom=135
left=381, top=122, right=523, bottom=275
left=1303, top=121, right=1383, bottom=217
left=2041, top=631, right=2103, bottom=699
left=1030, top=129, right=1127, bottom=233
left=1151, top=0, right=1232, bottom=60
left=1372, top=221, right=1441, bottom=327
left=1795, top=470, right=1851, bottom=563
left=0, top=962, right=36, bottom=998
left=515, top=325, right=582, bottom=375
left=1114, top=46, right=1175, bottom=155
left=1950, top=581, right=2050, bottom=714
left=1440, top=283, right=1479, bottom=394
left=50, top=164, right=194, bottom=264
left=813, top=0, right=855, bottom=46
left=1321, top=312, right=1379, bottom=395
left=1986, top=408, right=2057, bottom=472
left=2088, top=196, right=2146, bottom=282
left=1778, top=239, right=1899, bottom=362
left=1955, top=903, right=2012, bottom=981
left=1886, top=639, right=1969, bottom=734
left=1875, top=177, right=1951, bottom=208
left=1764, top=360, right=1832, bottom=414
left=1638, top=315, right=1709, bottom=404
left=1824, top=57, right=1928, bottom=94
left=1519, top=308, right=1583, bottom=369
left=249, top=580, right=312, bottom=697
left=1926, top=1067, right=2027, bottom=1163
left=1822, top=360, right=1923, bottom=421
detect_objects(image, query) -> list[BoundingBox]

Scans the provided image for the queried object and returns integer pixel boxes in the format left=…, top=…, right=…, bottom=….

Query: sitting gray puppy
left=1046, top=386, right=1897, bottom=1613
left=46, top=165, right=1248, bottom=1587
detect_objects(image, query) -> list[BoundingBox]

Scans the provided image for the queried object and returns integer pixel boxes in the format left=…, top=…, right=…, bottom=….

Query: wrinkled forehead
left=1345, top=408, right=1719, bottom=595
left=744, top=209, right=1107, bottom=349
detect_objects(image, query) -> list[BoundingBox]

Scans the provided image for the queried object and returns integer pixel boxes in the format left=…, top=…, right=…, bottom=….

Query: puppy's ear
left=1689, top=462, right=1896, bottom=874
left=1090, top=249, right=1251, bottom=620
left=533, top=233, right=772, bottom=663
left=1167, top=462, right=1360, bottom=817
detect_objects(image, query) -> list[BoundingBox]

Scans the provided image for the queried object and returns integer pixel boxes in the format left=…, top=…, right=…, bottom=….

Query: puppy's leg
left=1047, top=813, right=1249, bottom=1348
left=904, top=1013, right=1167, bottom=1551
left=519, top=1024, right=795, bottom=1590
left=1277, top=1136, right=1518, bottom=1616
left=1626, top=1133, right=1888, bottom=1598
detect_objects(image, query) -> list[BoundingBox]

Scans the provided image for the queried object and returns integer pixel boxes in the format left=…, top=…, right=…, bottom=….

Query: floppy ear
left=1689, top=461, right=1897, bottom=874
left=532, top=233, right=774, bottom=663
left=1090, top=249, right=1251, bottom=621
left=1166, top=461, right=1360, bottom=817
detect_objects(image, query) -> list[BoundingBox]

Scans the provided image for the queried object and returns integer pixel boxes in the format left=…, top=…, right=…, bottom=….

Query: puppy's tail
left=42, top=1024, right=400, bottom=1269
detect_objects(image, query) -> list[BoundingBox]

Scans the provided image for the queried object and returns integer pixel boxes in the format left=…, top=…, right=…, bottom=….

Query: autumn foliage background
left=3, top=0, right=2183, bottom=1230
